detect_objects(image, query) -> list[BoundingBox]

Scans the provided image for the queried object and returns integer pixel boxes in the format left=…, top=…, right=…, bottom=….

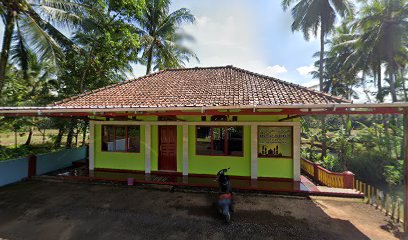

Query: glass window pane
left=102, top=126, right=115, bottom=151
left=227, top=127, right=243, bottom=156
left=102, top=126, right=113, bottom=151
left=115, top=126, right=126, bottom=152
left=212, top=127, right=225, bottom=155
left=128, top=126, right=140, bottom=152
left=196, top=127, right=211, bottom=155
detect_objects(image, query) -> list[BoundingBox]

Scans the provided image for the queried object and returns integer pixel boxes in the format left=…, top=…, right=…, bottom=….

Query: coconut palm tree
left=282, top=0, right=353, bottom=159
left=0, top=0, right=85, bottom=94
left=354, top=0, right=408, bottom=102
left=282, top=0, right=354, bottom=92
left=135, top=0, right=198, bottom=74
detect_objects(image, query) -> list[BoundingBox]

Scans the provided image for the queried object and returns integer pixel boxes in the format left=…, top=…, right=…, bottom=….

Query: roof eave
left=0, top=102, right=407, bottom=116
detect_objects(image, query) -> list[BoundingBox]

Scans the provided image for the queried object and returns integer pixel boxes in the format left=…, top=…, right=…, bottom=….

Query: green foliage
left=0, top=0, right=87, bottom=94
left=136, top=0, right=199, bottom=74
left=56, top=0, right=144, bottom=95
left=0, top=144, right=65, bottom=161
left=348, top=150, right=393, bottom=186
left=384, top=160, right=403, bottom=186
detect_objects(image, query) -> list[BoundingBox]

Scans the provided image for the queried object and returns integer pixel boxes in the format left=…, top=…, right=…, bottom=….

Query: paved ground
left=0, top=181, right=402, bottom=240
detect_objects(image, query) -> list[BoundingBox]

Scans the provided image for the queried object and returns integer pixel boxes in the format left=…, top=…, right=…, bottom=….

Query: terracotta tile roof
left=54, top=66, right=349, bottom=108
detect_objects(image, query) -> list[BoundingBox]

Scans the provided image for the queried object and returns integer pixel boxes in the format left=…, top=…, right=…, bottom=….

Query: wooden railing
left=301, top=158, right=403, bottom=223
left=355, top=179, right=404, bottom=224
left=300, top=158, right=354, bottom=189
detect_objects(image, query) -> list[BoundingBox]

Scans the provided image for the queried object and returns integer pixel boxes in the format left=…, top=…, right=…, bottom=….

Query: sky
left=0, top=1, right=330, bottom=88
left=131, top=0, right=321, bottom=87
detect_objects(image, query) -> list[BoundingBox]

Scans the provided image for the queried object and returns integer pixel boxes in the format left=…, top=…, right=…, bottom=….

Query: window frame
left=195, top=125, right=244, bottom=157
left=101, top=125, right=140, bottom=153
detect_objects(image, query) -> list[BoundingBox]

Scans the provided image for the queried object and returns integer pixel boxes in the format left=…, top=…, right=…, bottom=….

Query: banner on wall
left=258, top=126, right=292, bottom=158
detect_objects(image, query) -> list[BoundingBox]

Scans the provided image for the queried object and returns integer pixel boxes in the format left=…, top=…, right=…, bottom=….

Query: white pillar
left=293, top=124, right=301, bottom=181
left=145, top=124, right=151, bottom=174
left=182, top=125, right=189, bottom=176
left=89, top=121, right=95, bottom=170
left=251, top=125, right=258, bottom=179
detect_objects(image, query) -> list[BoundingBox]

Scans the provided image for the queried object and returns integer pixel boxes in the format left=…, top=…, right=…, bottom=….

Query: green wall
left=188, top=125, right=252, bottom=176
left=93, top=114, right=298, bottom=179
left=94, top=125, right=145, bottom=171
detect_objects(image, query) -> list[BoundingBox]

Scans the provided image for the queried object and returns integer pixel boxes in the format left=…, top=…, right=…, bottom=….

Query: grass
left=0, top=129, right=60, bottom=147
left=0, top=129, right=88, bottom=161
left=0, top=129, right=88, bottom=147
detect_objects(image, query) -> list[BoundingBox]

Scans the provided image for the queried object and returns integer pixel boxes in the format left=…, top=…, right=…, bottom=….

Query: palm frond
left=18, top=14, right=64, bottom=67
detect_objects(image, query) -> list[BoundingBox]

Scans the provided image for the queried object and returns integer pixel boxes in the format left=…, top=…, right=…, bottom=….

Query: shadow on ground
left=0, top=181, right=371, bottom=240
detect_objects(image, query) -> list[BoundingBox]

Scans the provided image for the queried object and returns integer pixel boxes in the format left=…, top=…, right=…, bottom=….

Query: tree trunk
left=24, top=128, right=33, bottom=146
left=402, top=69, right=407, bottom=102
left=383, top=115, right=392, bottom=156
left=0, top=10, right=16, bottom=93
left=377, top=63, right=383, bottom=102
left=65, top=119, right=77, bottom=148
left=54, top=127, right=65, bottom=148
left=389, top=70, right=398, bottom=102
left=74, top=126, right=80, bottom=146
left=14, top=129, right=18, bottom=148
left=403, top=109, right=408, bottom=231
left=319, top=26, right=328, bottom=159
left=146, top=45, right=154, bottom=75
left=319, top=24, right=325, bottom=92
left=42, top=129, right=46, bottom=144
left=82, top=121, right=88, bottom=146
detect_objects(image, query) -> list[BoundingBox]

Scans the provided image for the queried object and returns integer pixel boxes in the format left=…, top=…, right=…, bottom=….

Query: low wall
left=0, top=147, right=87, bottom=187
left=0, top=157, right=29, bottom=187
left=36, top=147, right=87, bottom=175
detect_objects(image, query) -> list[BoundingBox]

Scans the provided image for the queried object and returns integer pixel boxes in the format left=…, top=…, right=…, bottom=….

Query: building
left=50, top=65, right=350, bottom=181
left=1, top=65, right=408, bottom=228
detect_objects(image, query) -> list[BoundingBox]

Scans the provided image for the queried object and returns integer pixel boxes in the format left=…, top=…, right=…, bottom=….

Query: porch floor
left=50, top=166, right=363, bottom=198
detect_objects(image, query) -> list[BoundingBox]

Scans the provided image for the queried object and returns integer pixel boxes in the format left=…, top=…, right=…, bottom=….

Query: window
left=196, top=126, right=243, bottom=156
left=102, top=125, right=140, bottom=153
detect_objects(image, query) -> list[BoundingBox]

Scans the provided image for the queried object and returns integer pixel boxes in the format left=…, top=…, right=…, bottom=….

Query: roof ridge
left=51, top=69, right=168, bottom=106
left=164, top=65, right=232, bottom=71
left=228, top=65, right=351, bottom=103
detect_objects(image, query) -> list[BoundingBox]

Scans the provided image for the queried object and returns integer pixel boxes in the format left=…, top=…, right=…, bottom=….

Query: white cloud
left=302, top=79, right=319, bottom=88
left=264, top=65, right=287, bottom=76
left=178, top=4, right=264, bottom=70
left=296, top=65, right=316, bottom=76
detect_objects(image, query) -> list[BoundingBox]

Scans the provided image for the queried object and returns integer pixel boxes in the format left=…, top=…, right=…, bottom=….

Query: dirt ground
left=0, top=181, right=402, bottom=240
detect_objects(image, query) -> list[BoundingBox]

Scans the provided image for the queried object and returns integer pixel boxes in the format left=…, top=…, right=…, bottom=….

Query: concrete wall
left=0, top=147, right=87, bottom=187
left=36, top=147, right=87, bottom=175
left=0, top=157, right=29, bottom=187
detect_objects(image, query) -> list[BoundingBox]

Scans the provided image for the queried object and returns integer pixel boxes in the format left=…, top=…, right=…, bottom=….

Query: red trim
left=94, top=168, right=145, bottom=173
left=257, top=176, right=295, bottom=182
left=151, top=171, right=183, bottom=176
left=57, top=174, right=364, bottom=198
left=2, top=107, right=405, bottom=118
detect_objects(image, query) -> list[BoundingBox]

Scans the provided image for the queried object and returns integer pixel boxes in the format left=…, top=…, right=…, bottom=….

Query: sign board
left=258, top=126, right=292, bottom=158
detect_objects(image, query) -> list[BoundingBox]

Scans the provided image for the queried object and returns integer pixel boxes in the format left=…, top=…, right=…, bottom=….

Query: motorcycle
left=216, top=168, right=233, bottom=223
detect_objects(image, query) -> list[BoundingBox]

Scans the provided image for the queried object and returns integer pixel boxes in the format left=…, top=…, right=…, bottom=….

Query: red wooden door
left=159, top=126, right=177, bottom=171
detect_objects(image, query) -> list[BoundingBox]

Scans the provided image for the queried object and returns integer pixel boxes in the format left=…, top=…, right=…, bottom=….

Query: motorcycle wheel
left=224, top=212, right=231, bottom=223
